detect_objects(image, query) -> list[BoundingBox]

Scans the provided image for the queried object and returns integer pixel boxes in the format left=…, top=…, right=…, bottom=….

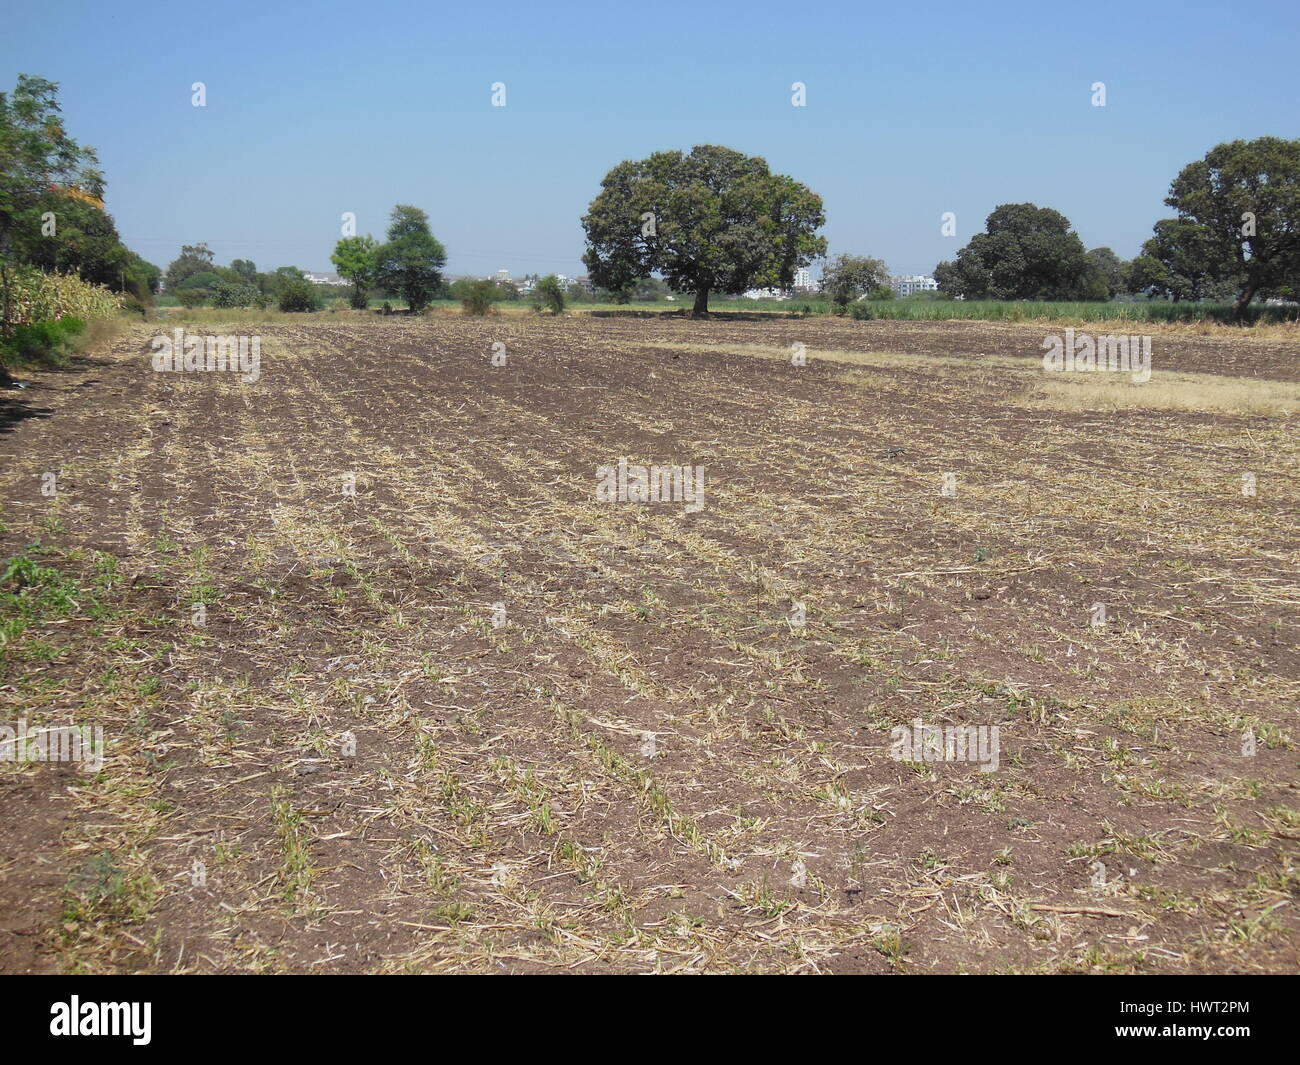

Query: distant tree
left=1158, top=138, right=1300, bottom=319
left=1084, top=247, right=1127, bottom=300
left=931, top=259, right=961, bottom=298
left=0, top=74, right=104, bottom=353
left=819, top=254, right=890, bottom=310
left=165, top=242, right=216, bottom=291
left=632, top=277, right=670, bottom=301
left=375, top=205, right=446, bottom=313
left=179, top=270, right=222, bottom=293
left=256, top=265, right=306, bottom=300
left=933, top=203, right=1091, bottom=300
left=330, top=235, right=379, bottom=310
left=176, top=287, right=207, bottom=309
left=117, top=250, right=160, bottom=303
left=582, top=144, right=826, bottom=316
left=230, top=258, right=258, bottom=284
left=532, top=274, right=565, bottom=314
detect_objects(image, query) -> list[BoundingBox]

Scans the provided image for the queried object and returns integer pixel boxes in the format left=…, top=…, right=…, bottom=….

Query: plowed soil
left=1, top=313, right=1296, bottom=974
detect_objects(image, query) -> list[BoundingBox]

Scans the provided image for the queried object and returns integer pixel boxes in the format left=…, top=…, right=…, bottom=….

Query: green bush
left=210, top=281, right=260, bottom=309
left=278, top=279, right=321, bottom=312
left=532, top=275, right=566, bottom=314
left=0, top=317, right=86, bottom=367
left=176, top=288, right=207, bottom=309
left=460, top=280, right=498, bottom=316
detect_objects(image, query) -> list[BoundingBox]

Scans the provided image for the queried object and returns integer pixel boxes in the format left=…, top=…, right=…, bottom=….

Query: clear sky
left=3, top=0, right=1297, bottom=279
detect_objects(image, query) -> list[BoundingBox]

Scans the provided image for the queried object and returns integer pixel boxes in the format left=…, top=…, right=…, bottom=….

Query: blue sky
left=3, top=0, right=1297, bottom=279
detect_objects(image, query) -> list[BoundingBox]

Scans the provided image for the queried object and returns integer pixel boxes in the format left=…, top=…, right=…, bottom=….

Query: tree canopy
left=330, top=234, right=379, bottom=309
left=582, top=145, right=826, bottom=315
left=934, top=204, right=1093, bottom=300
left=164, top=242, right=216, bottom=291
left=820, top=253, right=890, bottom=309
left=375, top=205, right=447, bottom=313
left=1, top=74, right=106, bottom=338
left=1155, top=137, right=1300, bottom=316
left=1127, top=218, right=1235, bottom=303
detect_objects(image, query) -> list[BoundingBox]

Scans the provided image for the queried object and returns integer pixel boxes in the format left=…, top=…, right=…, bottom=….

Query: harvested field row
left=1, top=315, right=1296, bottom=974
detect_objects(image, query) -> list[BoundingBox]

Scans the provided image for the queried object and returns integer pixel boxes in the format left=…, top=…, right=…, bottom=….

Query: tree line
left=932, top=137, right=1300, bottom=319
left=582, top=140, right=1299, bottom=318
left=4, top=70, right=1297, bottom=343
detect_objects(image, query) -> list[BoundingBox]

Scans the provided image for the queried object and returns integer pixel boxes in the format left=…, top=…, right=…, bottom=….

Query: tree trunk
left=1232, top=283, right=1257, bottom=323
left=691, top=287, right=710, bottom=317
left=0, top=235, right=13, bottom=340
left=0, top=249, right=13, bottom=387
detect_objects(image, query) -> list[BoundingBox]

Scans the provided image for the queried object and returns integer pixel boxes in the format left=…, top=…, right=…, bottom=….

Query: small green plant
left=63, top=851, right=155, bottom=927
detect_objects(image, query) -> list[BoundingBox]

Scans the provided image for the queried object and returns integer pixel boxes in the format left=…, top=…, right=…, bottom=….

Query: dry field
left=1, top=313, right=1297, bottom=974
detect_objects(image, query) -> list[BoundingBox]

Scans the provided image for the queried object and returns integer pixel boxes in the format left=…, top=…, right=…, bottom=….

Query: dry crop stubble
left=0, top=314, right=1295, bottom=974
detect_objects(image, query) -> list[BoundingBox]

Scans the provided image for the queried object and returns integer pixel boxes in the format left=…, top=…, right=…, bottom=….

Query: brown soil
left=1, top=314, right=1295, bottom=974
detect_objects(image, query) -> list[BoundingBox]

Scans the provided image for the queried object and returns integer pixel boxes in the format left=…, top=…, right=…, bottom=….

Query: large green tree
left=0, top=74, right=104, bottom=344
left=330, top=234, right=379, bottom=309
left=933, top=203, right=1092, bottom=300
left=1158, top=137, right=1300, bottom=318
left=375, top=205, right=447, bottom=313
left=1126, top=218, right=1236, bottom=302
left=581, top=145, right=826, bottom=315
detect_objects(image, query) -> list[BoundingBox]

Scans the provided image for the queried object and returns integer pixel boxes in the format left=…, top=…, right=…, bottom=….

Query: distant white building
left=303, top=272, right=349, bottom=287
left=793, top=267, right=812, bottom=291
left=891, top=274, right=938, bottom=297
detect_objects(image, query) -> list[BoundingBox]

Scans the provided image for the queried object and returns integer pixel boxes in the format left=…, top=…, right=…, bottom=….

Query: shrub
left=460, top=280, right=498, bottom=316
left=0, top=317, right=86, bottom=367
left=278, top=279, right=320, bottom=312
left=532, top=275, right=566, bottom=315
left=209, top=281, right=260, bottom=309
left=177, top=288, right=207, bottom=309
